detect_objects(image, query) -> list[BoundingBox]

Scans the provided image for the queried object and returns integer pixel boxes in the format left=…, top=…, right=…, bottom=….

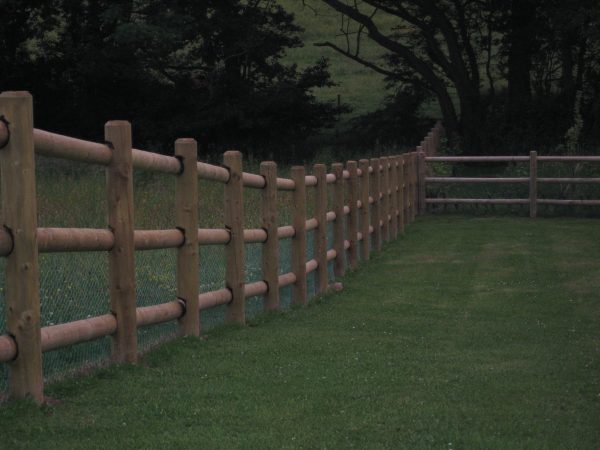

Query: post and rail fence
left=419, top=152, right=600, bottom=217
left=0, top=92, right=442, bottom=403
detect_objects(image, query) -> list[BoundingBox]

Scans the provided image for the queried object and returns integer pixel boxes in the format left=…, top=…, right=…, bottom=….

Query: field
left=1, top=216, right=598, bottom=448
left=278, top=1, right=394, bottom=118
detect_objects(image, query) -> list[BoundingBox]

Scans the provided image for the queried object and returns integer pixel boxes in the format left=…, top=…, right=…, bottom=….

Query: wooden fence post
left=261, top=161, right=279, bottom=311
left=418, top=149, right=427, bottom=215
left=389, top=156, right=398, bottom=240
left=0, top=91, right=43, bottom=402
left=347, top=161, right=359, bottom=269
left=359, top=159, right=370, bottom=261
left=410, top=153, right=417, bottom=222
left=332, top=163, right=345, bottom=278
left=370, top=158, right=382, bottom=251
left=381, top=157, right=390, bottom=243
left=223, top=151, right=245, bottom=325
left=398, top=156, right=405, bottom=233
left=291, top=166, right=307, bottom=305
left=175, top=138, right=199, bottom=336
left=530, top=150, right=538, bottom=218
left=314, top=164, right=328, bottom=294
left=105, top=120, right=137, bottom=363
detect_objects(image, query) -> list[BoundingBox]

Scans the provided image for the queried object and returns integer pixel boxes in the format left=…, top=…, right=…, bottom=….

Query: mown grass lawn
left=1, top=216, right=599, bottom=449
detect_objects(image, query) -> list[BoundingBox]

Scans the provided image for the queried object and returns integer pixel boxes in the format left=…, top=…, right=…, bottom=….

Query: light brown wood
left=426, top=156, right=530, bottom=162
left=0, top=91, right=44, bottom=402
left=426, top=198, right=529, bottom=205
left=380, top=157, right=390, bottom=243
left=137, top=301, right=184, bottom=328
left=175, top=138, right=199, bottom=336
left=347, top=161, right=359, bottom=268
left=389, top=157, right=398, bottom=239
left=41, top=314, right=117, bottom=353
left=332, top=163, right=346, bottom=277
left=402, top=156, right=409, bottom=226
left=223, top=151, right=245, bottom=325
left=359, top=159, right=370, bottom=260
left=369, top=158, right=382, bottom=251
left=105, top=120, right=137, bottom=364
left=197, top=161, right=230, bottom=183
left=426, top=177, right=529, bottom=184
left=530, top=150, right=537, bottom=218
left=261, top=161, right=279, bottom=311
left=314, top=164, right=328, bottom=294
left=418, top=150, right=426, bottom=214
left=398, top=156, right=405, bottom=233
left=410, top=153, right=417, bottom=222
left=291, top=166, right=307, bottom=305
left=0, top=335, right=17, bottom=363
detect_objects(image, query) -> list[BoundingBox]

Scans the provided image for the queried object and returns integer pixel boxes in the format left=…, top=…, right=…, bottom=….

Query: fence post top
left=347, top=160, right=357, bottom=168
left=0, top=91, right=32, bottom=99
left=223, top=149, right=242, bottom=158
left=175, top=137, right=197, bottom=145
left=332, top=162, right=343, bottom=171
left=260, top=160, right=277, bottom=168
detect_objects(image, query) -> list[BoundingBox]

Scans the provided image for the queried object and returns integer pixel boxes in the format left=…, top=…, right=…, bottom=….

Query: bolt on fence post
left=530, top=150, right=538, bottom=218
left=105, top=120, right=137, bottom=363
left=314, top=164, right=328, bottom=294
left=389, top=156, right=398, bottom=239
left=332, top=163, right=345, bottom=278
left=223, top=151, right=245, bottom=325
left=0, top=91, right=44, bottom=402
left=418, top=149, right=427, bottom=215
left=381, top=157, right=390, bottom=244
left=370, top=158, right=382, bottom=251
left=175, top=138, right=199, bottom=336
left=261, top=161, right=279, bottom=311
left=291, top=166, right=307, bottom=305
left=347, top=161, right=359, bottom=269
left=359, top=159, right=370, bottom=261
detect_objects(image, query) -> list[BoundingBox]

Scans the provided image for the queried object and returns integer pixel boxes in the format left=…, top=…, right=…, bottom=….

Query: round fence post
left=291, top=166, right=307, bottom=306
left=381, top=156, right=390, bottom=244
left=314, top=164, right=328, bottom=294
left=370, top=158, right=382, bottom=251
left=105, top=120, right=137, bottom=364
left=530, top=151, right=538, bottom=218
left=0, top=91, right=44, bottom=402
left=347, top=161, right=359, bottom=268
left=175, top=138, right=199, bottom=336
left=223, top=151, right=245, bottom=325
left=359, top=159, right=371, bottom=260
left=261, top=161, right=279, bottom=311
left=332, top=163, right=345, bottom=278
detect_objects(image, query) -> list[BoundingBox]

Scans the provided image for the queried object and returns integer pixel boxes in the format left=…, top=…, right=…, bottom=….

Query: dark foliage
left=0, top=0, right=344, bottom=159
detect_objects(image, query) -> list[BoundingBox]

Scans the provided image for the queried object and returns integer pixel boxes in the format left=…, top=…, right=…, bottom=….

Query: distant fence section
left=421, top=153, right=600, bottom=217
left=0, top=92, right=442, bottom=403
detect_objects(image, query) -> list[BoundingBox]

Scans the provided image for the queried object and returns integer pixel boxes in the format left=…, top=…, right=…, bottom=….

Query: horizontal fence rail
left=423, top=152, right=600, bottom=216
left=0, top=91, right=443, bottom=403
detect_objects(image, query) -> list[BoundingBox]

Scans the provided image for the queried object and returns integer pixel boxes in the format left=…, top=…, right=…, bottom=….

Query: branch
left=314, top=41, right=396, bottom=78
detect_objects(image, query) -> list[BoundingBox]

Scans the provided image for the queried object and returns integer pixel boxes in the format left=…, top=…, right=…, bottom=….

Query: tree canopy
left=311, top=0, right=600, bottom=153
left=0, top=0, right=344, bottom=160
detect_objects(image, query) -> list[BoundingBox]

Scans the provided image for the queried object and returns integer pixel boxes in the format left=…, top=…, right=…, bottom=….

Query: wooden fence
left=0, top=91, right=443, bottom=403
left=420, top=153, right=600, bottom=217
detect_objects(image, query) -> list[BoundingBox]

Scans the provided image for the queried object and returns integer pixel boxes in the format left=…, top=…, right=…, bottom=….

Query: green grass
left=1, top=216, right=599, bottom=449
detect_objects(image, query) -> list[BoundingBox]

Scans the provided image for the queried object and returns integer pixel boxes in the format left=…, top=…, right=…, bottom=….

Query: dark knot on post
left=0, top=116, right=9, bottom=149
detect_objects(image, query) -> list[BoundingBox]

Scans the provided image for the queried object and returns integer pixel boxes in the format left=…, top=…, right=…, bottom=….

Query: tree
left=0, top=0, right=344, bottom=159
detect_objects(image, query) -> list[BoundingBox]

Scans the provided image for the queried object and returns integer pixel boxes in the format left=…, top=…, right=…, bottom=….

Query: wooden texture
left=346, top=161, right=359, bottom=269
left=314, top=164, right=328, bottom=294
left=359, top=159, right=370, bottom=260
left=389, top=156, right=398, bottom=239
left=0, top=91, right=43, bottom=402
left=530, top=150, right=538, bottom=218
left=418, top=150, right=426, bottom=214
left=105, top=120, right=137, bottom=364
left=426, top=177, right=529, bottom=184
left=291, top=166, right=307, bottom=305
left=332, top=163, right=346, bottom=277
left=426, top=156, right=530, bottom=162
left=175, top=138, right=199, bottom=336
left=261, top=161, right=279, bottom=311
left=370, top=158, right=382, bottom=251
left=426, top=198, right=529, bottom=205
left=223, top=151, right=245, bottom=325
left=380, top=157, right=390, bottom=243
left=398, top=156, right=405, bottom=233
left=410, top=153, right=417, bottom=221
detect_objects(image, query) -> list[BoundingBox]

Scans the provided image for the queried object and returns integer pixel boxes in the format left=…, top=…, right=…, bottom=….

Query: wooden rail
left=0, top=90, right=439, bottom=402
left=424, top=151, right=600, bottom=217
